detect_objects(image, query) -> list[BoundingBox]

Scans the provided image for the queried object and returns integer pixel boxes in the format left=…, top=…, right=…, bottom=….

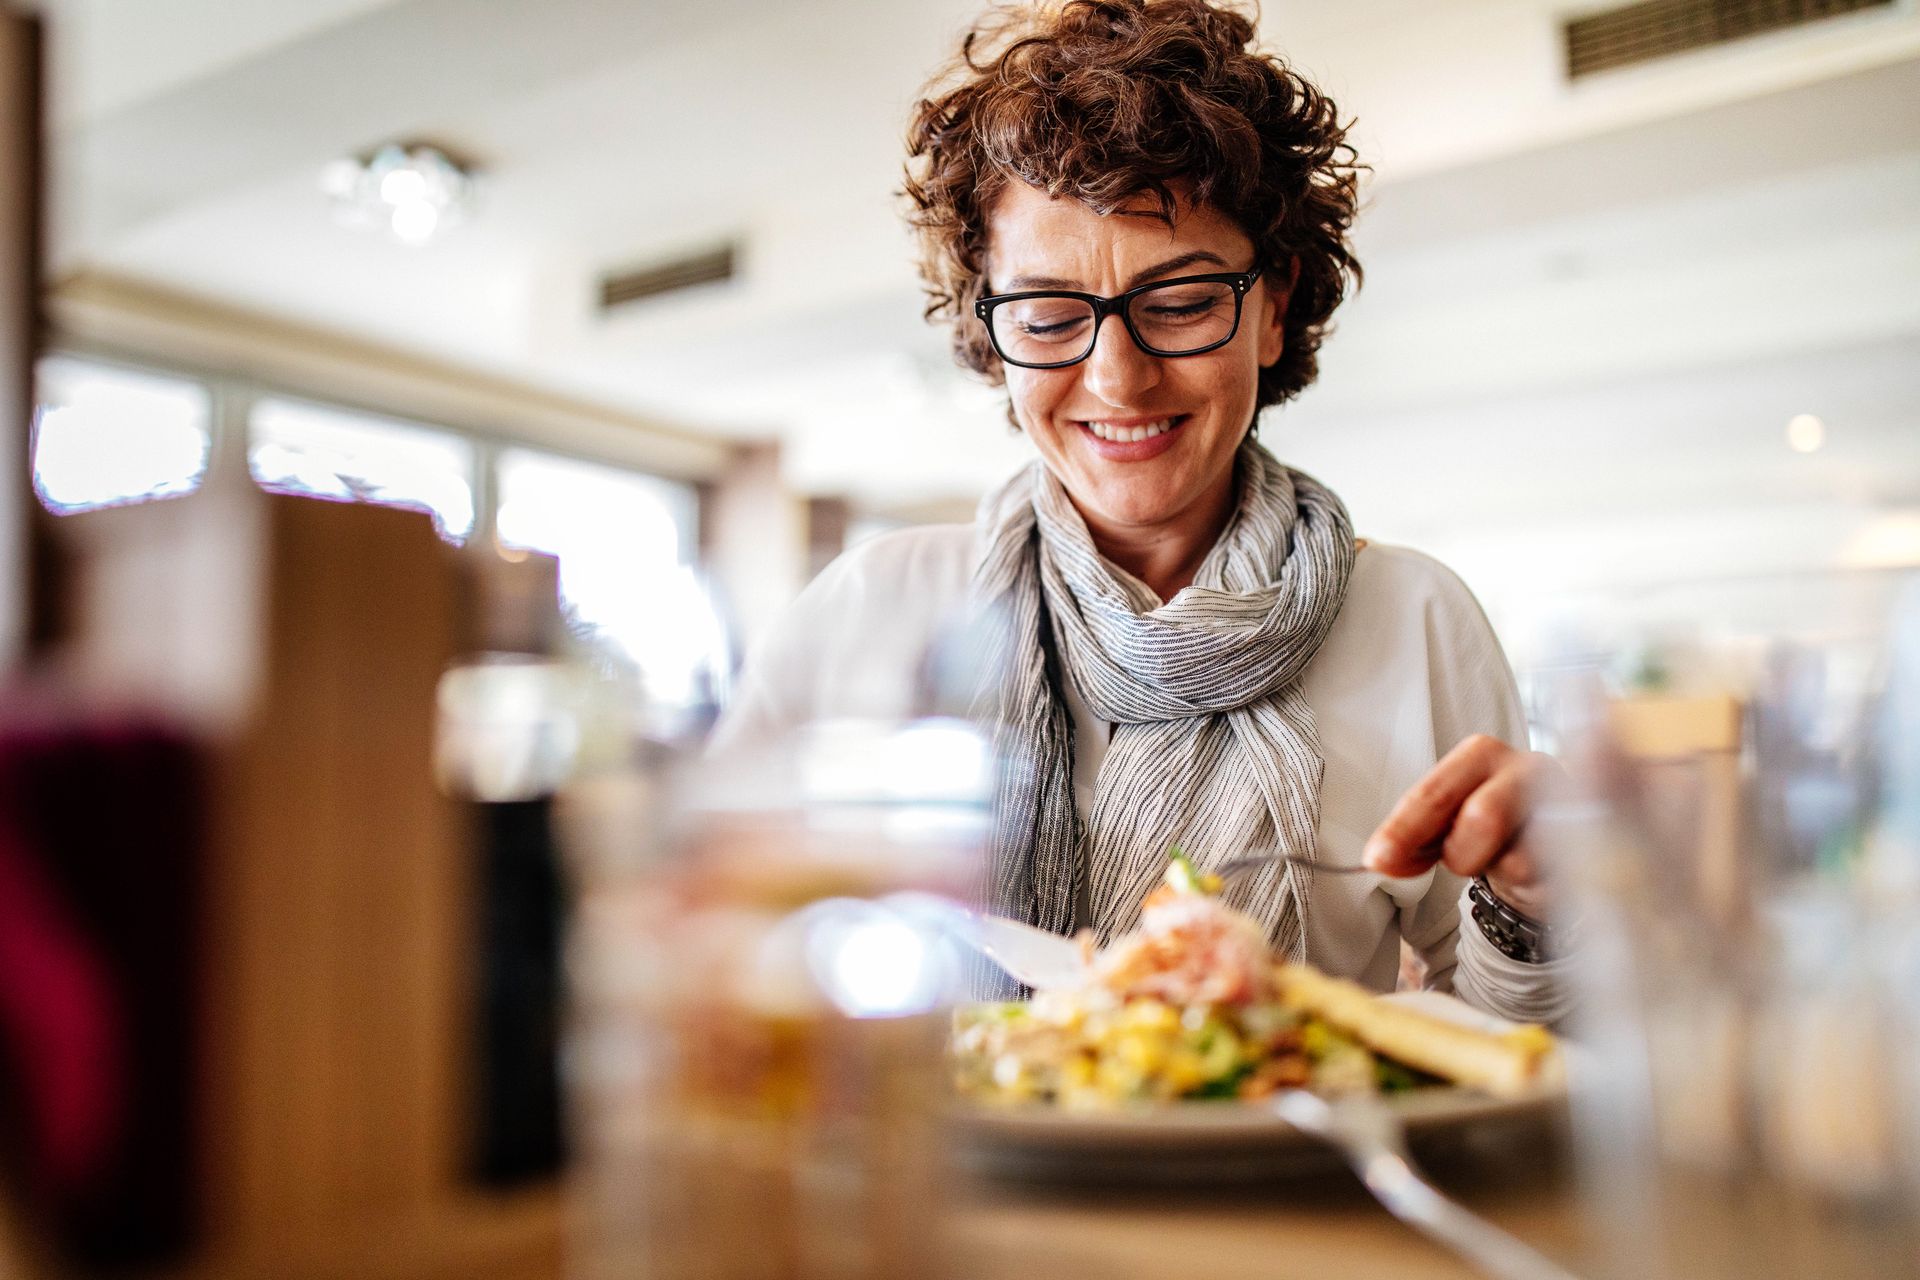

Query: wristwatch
left=1467, top=876, right=1558, bottom=965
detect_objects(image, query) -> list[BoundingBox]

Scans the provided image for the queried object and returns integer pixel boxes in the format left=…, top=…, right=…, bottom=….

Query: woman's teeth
left=1084, top=417, right=1179, bottom=443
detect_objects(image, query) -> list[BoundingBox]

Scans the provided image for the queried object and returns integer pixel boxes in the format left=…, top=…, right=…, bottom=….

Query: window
left=249, top=397, right=475, bottom=541
left=29, top=353, right=727, bottom=714
left=32, top=355, right=210, bottom=512
left=494, top=448, right=724, bottom=709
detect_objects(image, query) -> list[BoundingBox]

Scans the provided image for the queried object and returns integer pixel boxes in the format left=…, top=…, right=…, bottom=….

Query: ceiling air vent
left=1565, top=0, right=1894, bottom=80
left=598, top=243, right=737, bottom=310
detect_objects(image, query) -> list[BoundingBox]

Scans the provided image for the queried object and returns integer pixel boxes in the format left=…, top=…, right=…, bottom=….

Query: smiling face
left=984, top=183, right=1289, bottom=548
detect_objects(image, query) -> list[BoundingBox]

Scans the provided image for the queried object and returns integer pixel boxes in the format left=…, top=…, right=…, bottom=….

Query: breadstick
left=1275, top=965, right=1560, bottom=1098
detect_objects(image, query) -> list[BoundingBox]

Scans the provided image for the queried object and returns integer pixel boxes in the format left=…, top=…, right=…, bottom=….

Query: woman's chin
left=1071, top=484, right=1193, bottom=532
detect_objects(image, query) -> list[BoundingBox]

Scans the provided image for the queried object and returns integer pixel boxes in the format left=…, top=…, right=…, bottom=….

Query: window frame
left=34, top=340, right=703, bottom=556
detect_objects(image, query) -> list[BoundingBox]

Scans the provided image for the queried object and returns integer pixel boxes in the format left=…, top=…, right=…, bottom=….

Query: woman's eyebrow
left=1001, top=250, right=1232, bottom=293
left=1124, top=250, right=1229, bottom=288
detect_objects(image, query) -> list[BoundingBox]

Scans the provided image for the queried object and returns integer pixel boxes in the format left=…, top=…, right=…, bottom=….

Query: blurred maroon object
left=0, top=705, right=206, bottom=1268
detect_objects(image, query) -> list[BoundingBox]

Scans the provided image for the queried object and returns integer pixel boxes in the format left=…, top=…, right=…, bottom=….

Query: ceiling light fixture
left=321, top=143, right=476, bottom=247
left=1786, top=413, right=1826, bottom=454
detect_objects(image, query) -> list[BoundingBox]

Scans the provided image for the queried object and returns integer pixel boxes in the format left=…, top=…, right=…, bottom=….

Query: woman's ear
left=1256, top=255, right=1299, bottom=368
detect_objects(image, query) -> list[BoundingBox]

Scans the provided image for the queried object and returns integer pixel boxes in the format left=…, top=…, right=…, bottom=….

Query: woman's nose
left=1079, top=312, right=1163, bottom=407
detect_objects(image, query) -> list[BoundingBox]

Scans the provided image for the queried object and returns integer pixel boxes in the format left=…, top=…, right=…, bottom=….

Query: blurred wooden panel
left=62, top=486, right=562, bottom=1278
left=1609, top=692, right=1747, bottom=927
left=701, top=441, right=807, bottom=659
left=0, top=7, right=41, bottom=669
left=805, top=495, right=850, bottom=581
left=1, top=15, right=52, bottom=1277
left=209, top=495, right=470, bottom=1252
left=1607, top=693, right=1742, bottom=758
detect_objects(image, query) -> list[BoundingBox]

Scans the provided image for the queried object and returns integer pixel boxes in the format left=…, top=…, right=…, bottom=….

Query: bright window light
left=32, top=356, right=210, bottom=513
left=249, top=397, right=475, bottom=541
left=494, top=448, right=725, bottom=709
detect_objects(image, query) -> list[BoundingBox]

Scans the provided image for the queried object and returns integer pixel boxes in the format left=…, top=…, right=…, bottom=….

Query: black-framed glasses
left=973, top=266, right=1262, bottom=370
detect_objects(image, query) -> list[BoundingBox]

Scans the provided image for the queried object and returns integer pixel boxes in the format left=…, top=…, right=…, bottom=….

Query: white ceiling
left=32, top=0, right=1920, bottom=573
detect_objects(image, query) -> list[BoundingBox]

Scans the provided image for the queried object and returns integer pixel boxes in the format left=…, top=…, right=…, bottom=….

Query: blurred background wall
left=22, top=0, right=1920, bottom=715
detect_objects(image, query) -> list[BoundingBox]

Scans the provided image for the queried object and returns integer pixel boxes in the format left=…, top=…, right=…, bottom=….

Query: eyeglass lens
left=990, top=280, right=1241, bottom=366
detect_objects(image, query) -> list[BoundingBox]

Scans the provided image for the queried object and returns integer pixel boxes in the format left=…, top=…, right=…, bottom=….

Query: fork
left=1271, top=1089, right=1585, bottom=1280
left=1212, top=852, right=1380, bottom=880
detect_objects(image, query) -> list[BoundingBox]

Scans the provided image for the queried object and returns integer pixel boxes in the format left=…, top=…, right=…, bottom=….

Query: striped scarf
left=971, top=440, right=1356, bottom=968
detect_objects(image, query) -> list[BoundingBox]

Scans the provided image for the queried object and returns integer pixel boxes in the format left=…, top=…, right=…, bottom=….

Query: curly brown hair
left=903, top=0, right=1363, bottom=413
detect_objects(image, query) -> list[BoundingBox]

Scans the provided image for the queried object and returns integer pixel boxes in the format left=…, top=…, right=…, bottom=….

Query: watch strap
left=1467, top=876, right=1555, bottom=965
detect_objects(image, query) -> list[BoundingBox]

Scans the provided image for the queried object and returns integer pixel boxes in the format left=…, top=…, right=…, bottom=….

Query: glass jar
left=567, top=718, right=988, bottom=1280
left=1539, top=579, right=1920, bottom=1279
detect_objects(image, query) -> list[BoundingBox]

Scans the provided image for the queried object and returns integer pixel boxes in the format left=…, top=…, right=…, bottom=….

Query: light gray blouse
left=715, top=524, right=1574, bottom=1024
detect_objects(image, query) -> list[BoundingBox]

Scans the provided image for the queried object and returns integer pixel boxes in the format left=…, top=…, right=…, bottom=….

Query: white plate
left=954, top=992, right=1570, bottom=1182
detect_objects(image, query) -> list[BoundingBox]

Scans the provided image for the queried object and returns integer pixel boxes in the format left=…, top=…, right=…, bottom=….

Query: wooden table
left=952, top=1123, right=1588, bottom=1280
left=951, top=1124, right=1919, bottom=1280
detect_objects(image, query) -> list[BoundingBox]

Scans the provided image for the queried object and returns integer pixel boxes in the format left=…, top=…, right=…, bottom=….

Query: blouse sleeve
left=1393, top=559, right=1579, bottom=1025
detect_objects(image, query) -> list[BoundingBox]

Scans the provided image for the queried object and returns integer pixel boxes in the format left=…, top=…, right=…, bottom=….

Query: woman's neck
left=1078, top=470, right=1239, bottom=603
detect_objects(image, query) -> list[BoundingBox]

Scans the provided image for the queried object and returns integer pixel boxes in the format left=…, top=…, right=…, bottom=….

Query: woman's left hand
left=1362, top=734, right=1560, bottom=920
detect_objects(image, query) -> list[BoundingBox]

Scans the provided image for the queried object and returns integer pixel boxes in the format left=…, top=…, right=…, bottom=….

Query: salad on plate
left=952, top=850, right=1560, bottom=1109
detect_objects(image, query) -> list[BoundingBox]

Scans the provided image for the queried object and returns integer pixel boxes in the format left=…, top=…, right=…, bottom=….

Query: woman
left=719, top=0, right=1570, bottom=1022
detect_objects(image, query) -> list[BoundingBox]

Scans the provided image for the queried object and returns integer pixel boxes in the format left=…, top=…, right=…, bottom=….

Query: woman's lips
left=1075, top=414, right=1189, bottom=461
